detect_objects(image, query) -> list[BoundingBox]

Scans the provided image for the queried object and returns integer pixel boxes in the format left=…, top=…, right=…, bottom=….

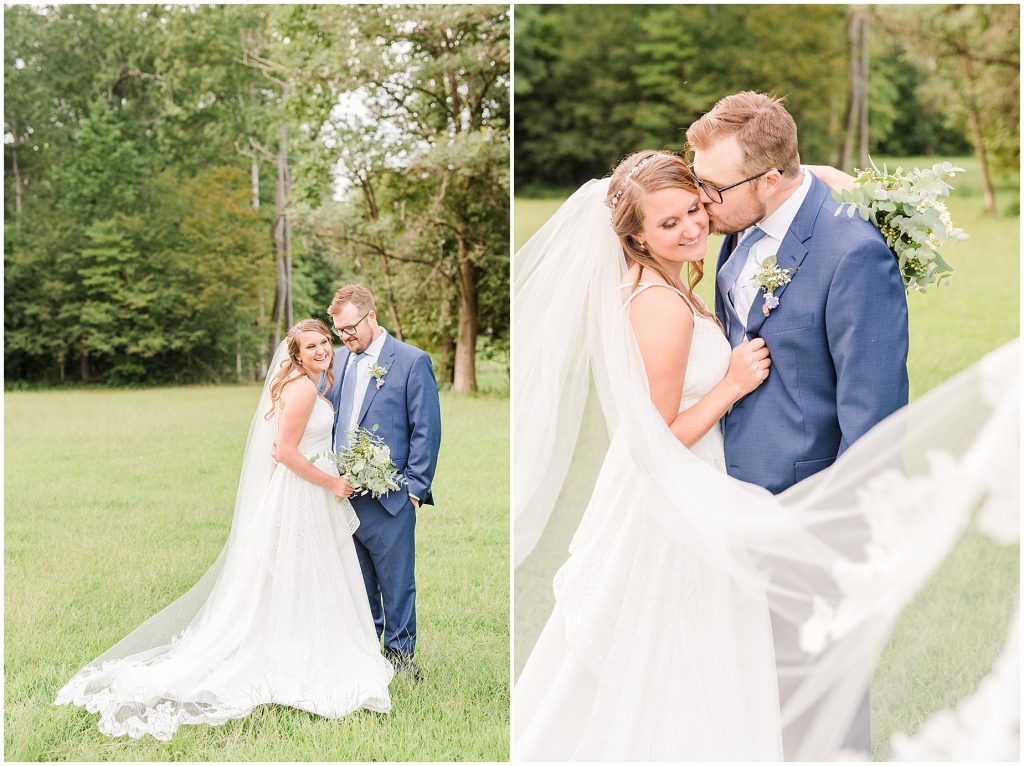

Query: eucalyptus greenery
left=833, top=160, right=968, bottom=293
left=312, top=424, right=404, bottom=499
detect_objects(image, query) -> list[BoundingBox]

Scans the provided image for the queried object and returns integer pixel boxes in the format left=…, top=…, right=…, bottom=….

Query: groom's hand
left=409, top=493, right=420, bottom=510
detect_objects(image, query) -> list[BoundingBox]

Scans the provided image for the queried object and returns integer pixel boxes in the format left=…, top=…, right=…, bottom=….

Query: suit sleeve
left=404, top=351, right=442, bottom=503
left=825, top=235, right=909, bottom=455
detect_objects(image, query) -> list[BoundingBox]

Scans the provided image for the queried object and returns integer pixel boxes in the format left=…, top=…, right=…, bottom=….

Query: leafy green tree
left=513, top=5, right=1008, bottom=192
left=73, top=218, right=154, bottom=383
left=4, top=5, right=509, bottom=387
left=868, top=43, right=970, bottom=157
left=875, top=5, right=1019, bottom=214
left=283, top=4, right=509, bottom=392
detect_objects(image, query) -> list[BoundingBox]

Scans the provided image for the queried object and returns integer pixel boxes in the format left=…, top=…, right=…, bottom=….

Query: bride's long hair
left=265, top=319, right=335, bottom=419
left=606, top=150, right=719, bottom=326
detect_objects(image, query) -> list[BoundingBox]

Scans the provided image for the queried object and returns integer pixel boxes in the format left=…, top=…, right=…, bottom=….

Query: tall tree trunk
left=12, top=142, right=23, bottom=216
left=959, top=54, right=997, bottom=214
left=250, top=155, right=260, bottom=210
left=269, top=234, right=287, bottom=348
left=249, top=84, right=260, bottom=211
left=235, top=324, right=243, bottom=382
left=277, top=109, right=293, bottom=328
left=375, top=252, right=405, bottom=340
left=446, top=67, right=464, bottom=132
left=857, top=10, right=870, bottom=167
left=453, top=237, right=477, bottom=393
left=284, top=205, right=293, bottom=328
left=270, top=104, right=292, bottom=344
left=437, top=283, right=456, bottom=386
left=837, top=83, right=854, bottom=169
left=258, top=289, right=269, bottom=379
left=81, top=351, right=89, bottom=382
left=841, top=7, right=868, bottom=172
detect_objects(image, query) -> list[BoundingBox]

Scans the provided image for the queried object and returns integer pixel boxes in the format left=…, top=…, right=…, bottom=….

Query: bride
left=513, top=152, right=1018, bottom=760
left=56, top=319, right=394, bottom=741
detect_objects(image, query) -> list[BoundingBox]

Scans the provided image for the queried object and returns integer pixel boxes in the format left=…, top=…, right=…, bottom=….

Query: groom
left=687, top=92, right=909, bottom=749
left=326, top=283, right=442, bottom=681
left=687, top=91, right=908, bottom=493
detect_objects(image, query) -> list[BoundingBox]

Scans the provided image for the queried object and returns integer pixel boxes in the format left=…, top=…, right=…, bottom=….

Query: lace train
left=56, top=396, right=393, bottom=740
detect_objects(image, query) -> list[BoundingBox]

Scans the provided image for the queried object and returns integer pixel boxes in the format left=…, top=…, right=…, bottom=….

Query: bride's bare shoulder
left=278, top=373, right=317, bottom=412
left=627, top=283, right=695, bottom=352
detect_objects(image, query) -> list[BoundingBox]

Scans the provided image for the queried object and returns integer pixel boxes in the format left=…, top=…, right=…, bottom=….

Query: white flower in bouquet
left=310, top=424, right=404, bottom=499
left=832, top=159, right=968, bottom=293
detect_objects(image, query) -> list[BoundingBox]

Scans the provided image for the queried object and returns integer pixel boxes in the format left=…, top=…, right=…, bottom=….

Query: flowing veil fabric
left=67, top=342, right=289, bottom=669
left=56, top=342, right=394, bottom=738
left=513, top=179, right=1020, bottom=759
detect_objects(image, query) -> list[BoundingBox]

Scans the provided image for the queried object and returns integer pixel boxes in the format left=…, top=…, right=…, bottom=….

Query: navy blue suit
left=327, top=332, right=442, bottom=656
left=715, top=173, right=909, bottom=495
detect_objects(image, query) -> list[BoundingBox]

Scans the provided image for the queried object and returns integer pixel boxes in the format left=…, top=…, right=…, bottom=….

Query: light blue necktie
left=335, top=352, right=366, bottom=450
left=717, top=226, right=767, bottom=346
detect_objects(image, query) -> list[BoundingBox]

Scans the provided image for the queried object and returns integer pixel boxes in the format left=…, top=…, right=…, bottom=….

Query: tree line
left=514, top=4, right=1018, bottom=212
left=5, top=4, right=509, bottom=390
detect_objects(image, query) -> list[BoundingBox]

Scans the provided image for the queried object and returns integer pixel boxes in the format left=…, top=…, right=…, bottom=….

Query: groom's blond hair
left=328, top=284, right=376, bottom=316
left=686, top=91, right=800, bottom=177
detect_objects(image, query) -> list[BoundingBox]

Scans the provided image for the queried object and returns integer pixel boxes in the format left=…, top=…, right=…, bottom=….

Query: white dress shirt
left=730, top=167, right=813, bottom=327
left=342, top=328, right=388, bottom=436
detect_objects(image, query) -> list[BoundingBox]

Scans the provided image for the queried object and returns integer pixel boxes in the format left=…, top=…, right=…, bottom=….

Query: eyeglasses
left=695, top=167, right=783, bottom=204
left=332, top=311, right=370, bottom=338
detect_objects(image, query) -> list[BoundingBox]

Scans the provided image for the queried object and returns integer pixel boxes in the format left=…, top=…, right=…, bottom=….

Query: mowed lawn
left=514, top=156, right=1019, bottom=757
left=4, top=378, right=509, bottom=761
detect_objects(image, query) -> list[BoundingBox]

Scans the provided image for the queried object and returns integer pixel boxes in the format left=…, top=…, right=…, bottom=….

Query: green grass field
left=4, top=377, right=509, bottom=760
left=514, top=156, right=1019, bottom=757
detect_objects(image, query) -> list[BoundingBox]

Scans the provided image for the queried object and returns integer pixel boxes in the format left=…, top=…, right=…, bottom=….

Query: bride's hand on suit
left=724, top=337, right=772, bottom=398
left=805, top=164, right=856, bottom=192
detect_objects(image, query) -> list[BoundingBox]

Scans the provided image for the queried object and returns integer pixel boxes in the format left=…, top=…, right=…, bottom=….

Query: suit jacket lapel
left=356, top=333, right=396, bottom=427
left=744, top=230, right=808, bottom=337
left=744, top=175, right=827, bottom=338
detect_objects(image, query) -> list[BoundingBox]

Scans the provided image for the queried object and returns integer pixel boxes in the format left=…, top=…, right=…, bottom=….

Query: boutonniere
left=751, top=255, right=796, bottom=317
left=368, top=361, right=390, bottom=390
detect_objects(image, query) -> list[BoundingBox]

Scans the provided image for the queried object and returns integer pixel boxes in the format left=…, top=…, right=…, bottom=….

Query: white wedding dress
left=513, top=179, right=1019, bottom=761
left=515, top=284, right=783, bottom=761
left=56, top=372, right=393, bottom=741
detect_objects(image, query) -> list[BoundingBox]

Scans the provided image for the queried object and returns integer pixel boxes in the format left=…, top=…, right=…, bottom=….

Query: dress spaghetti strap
left=621, top=281, right=700, bottom=316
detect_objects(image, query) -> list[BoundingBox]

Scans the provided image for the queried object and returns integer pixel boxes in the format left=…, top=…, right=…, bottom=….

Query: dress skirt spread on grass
left=56, top=344, right=393, bottom=741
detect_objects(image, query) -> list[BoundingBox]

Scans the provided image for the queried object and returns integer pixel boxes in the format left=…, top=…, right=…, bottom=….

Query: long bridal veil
left=57, top=343, right=291, bottom=722
left=513, top=179, right=1019, bottom=759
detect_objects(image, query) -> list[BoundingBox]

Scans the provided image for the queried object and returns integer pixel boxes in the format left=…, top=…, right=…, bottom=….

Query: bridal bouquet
left=311, top=425, right=404, bottom=499
left=832, top=159, right=968, bottom=293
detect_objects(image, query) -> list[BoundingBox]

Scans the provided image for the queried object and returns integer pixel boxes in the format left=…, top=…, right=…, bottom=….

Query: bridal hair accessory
left=609, top=154, right=657, bottom=209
